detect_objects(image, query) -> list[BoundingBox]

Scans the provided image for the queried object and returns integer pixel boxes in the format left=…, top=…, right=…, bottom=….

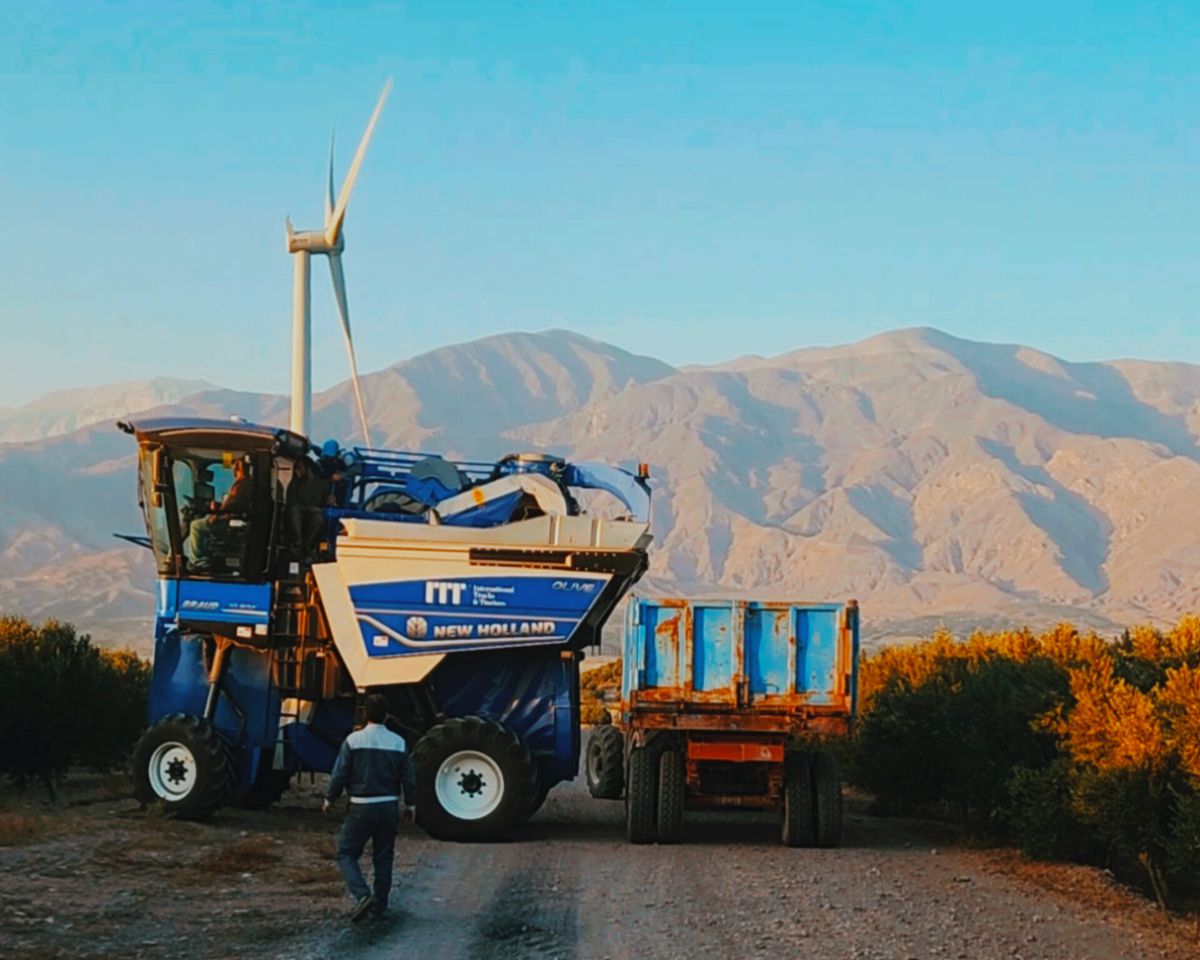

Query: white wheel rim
left=148, top=741, right=197, bottom=800
left=434, top=750, right=505, bottom=821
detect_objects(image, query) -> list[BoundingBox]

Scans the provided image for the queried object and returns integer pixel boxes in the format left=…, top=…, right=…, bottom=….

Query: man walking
left=322, top=694, right=414, bottom=922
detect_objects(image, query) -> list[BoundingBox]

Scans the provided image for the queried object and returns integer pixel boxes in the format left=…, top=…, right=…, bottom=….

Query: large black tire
left=782, top=752, right=816, bottom=848
left=524, top=784, right=551, bottom=820
left=625, top=746, right=657, bottom=844
left=232, top=764, right=293, bottom=810
left=812, top=751, right=844, bottom=847
left=412, top=717, right=539, bottom=842
left=656, top=749, right=685, bottom=844
left=586, top=725, right=625, bottom=799
left=132, top=714, right=231, bottom=820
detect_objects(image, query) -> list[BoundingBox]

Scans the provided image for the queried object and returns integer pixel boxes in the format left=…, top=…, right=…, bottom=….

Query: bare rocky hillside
left=3, top=327, right=1199, bottom=649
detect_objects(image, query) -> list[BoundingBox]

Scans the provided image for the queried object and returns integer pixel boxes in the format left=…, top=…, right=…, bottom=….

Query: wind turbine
left=285, top=79, right=391, bottom=446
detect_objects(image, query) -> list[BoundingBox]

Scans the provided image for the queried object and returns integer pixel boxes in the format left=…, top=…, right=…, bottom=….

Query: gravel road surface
left=312, top=775, right=1192, bottom=960
left=3, top=765, right=1193, bottom=960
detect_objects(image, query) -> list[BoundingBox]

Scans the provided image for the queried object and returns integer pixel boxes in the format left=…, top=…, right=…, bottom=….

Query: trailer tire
left=782, top=752, right=816, bottom=848
left=412, top=717, right=538, bottom=842
left=586, top=724, right=625, bottom=799
left=656, top=749, right=685, bottom=844
left=812, top=751, right=844, bottom=847
left=132, top=714, right=231, bottom=820
left=625, top=746, right=657, bottom=844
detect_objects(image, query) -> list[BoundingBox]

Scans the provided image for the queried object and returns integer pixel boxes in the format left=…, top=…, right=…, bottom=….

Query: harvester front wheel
left=586, top=724, right=625, bottom=799
left=132, top=714, right=231, bottom=820
left=413, top=717, right=539, bottom=842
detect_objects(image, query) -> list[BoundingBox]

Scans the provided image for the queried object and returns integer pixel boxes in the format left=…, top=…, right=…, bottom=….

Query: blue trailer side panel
left=694, top=603, right=735, bottom=693
left=623, top=597, right=858, bottom=722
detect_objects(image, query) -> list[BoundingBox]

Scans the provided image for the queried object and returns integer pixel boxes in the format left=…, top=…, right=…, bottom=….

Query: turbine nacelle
left=285, top=224, right=345, bottom=255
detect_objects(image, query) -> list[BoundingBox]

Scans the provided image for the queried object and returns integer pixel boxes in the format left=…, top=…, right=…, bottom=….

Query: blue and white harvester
left=121, top=84, right=652, bottom=840
left=121, top=416, right=651, bottom=840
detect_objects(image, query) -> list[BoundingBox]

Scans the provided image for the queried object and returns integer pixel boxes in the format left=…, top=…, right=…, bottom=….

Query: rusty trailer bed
left=604, top=597, right=859, bottom=839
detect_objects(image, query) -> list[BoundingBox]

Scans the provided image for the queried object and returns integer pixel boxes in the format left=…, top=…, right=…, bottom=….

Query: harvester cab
left=119, top=416, right=654, bottom=839
left=129, top=418, right=308, bottom=584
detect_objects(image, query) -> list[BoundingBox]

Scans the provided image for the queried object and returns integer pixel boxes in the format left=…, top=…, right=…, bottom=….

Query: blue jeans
left=335, top=802, right=398, bottom=910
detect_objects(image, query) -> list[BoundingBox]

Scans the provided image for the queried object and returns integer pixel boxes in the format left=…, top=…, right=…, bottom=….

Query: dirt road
left=311, top=779, right=1192, bottom=960
left=2, top=769, right=1195, bottom=960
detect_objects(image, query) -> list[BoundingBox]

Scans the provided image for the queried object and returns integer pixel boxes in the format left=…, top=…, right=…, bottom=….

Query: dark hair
left=363, top=693, right=388, bottom=724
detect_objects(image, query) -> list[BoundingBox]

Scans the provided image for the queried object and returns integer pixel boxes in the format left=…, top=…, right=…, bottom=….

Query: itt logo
left=424, top=581, right=467, bottom=605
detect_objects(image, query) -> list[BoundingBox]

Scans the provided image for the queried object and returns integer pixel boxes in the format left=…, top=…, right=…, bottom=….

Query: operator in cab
left=185, top=458, right=252, bottom=569
left=287, top=458, right=328, bottom=560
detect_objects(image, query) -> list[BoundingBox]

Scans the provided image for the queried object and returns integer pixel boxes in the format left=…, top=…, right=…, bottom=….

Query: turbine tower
left=285, top=79, right=391, bottom=446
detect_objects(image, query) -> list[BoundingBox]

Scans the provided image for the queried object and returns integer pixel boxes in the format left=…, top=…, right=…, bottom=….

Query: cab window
left=172, top=449, right=259, bottom=579
left=138, top=450, right=174, bottom=575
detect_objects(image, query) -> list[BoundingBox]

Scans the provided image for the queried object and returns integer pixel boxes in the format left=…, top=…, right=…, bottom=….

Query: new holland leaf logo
left=405, top=616, right=429, bottom=640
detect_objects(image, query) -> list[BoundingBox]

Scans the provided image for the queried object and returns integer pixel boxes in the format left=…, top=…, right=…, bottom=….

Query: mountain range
left=3, top=327, right=1199, bottom=653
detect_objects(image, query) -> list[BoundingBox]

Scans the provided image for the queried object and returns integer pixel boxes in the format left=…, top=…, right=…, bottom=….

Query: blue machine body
left=125, top=416, right=650, bottom=807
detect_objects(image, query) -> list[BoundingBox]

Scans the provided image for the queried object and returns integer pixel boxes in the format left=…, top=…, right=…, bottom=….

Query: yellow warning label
left=472, top=488, right=486, bottom=505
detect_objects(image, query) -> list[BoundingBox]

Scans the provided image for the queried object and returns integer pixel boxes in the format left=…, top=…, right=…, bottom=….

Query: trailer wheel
left=132, top=714, right=231, bottom=820
left=656, top=749, right=685, bottom=844
left=782, top=752, right=816, bottom=848
left=812, top=752, right=844, bottom=847
left=586, top=724, right=625, bottom=799
left=625, top=746, right=657, bottom=844
left=412, top=717, right=539, bottom=842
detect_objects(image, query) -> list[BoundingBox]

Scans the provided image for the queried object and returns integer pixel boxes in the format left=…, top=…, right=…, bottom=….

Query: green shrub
left=1008, top=759, right=1101, bottom=861
left=0, top=616, right=150, bottom=795
left=850, top=620, right=1200, bottom=908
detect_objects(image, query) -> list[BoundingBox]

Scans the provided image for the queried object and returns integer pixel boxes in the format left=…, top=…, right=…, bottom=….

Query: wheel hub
left=458, top=770, right=485, bottom=796
left=148, top=741, right=198, bottom=801
left=435, top=750, right=506, bottom=821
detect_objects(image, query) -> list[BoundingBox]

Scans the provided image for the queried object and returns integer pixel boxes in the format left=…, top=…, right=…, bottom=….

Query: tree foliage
left=850, top=620, right=1200, bottom=907
left=0, top=616, right=149, bottom=795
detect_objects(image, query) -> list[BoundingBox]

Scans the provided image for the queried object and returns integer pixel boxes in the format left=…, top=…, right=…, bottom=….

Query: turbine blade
left=325, top=79, right=392, bottom=247
left=327, top=252, right=373, bottom=447
left=324, top=130, right=336, bottom=228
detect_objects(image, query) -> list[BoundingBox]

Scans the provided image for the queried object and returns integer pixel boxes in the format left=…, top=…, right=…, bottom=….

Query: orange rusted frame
left=686, top=740, right=783, bottom=763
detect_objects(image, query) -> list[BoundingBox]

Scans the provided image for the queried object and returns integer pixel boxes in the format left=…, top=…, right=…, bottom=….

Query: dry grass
left=289, top=861, right=340, bottom=886
left=0, top=812, right=49, bottom=846
left=196, top=834, right=285, bottom=874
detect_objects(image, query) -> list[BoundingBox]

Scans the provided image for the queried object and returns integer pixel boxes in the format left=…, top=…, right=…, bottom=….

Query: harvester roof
left=117, top=417, right=309, bottom=453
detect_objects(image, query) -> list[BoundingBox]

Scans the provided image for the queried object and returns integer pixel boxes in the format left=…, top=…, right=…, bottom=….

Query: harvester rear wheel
left=132, top=714, right=231, bottom=820
left=586, top=724, right=625, bottom=799
left=812, top=751, right=844, bottom=847
left=656, top=749, right=685, bottom=844
left=782, top=752, right=815, bottom=848
left=233, top=765, right=293, bottom=810
left=412, top=716, right=539, bottom=842
left=625, top=746, right=657, bottom=844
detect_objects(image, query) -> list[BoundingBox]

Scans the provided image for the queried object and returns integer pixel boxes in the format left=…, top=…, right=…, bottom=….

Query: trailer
left=586, top=596, right=859, bottom=846
left=119, top=417, right=651, bottom=841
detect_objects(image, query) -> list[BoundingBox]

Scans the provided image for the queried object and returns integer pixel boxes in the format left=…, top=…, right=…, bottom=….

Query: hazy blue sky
left=2, top=1, right=1197, bottom=406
